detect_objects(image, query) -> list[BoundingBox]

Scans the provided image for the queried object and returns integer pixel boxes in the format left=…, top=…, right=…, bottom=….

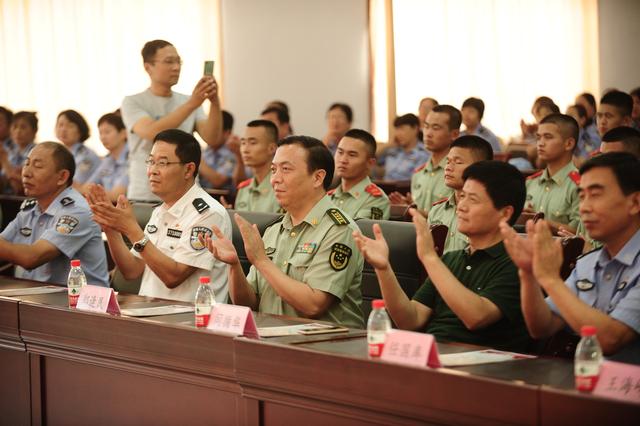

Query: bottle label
left=369, top=342, right=384, bottom=357
left=195, top=305, right=213, bottom=328
left=68, top=294, right=79, bottom=308
left=575, top=374, right=599, bottom=392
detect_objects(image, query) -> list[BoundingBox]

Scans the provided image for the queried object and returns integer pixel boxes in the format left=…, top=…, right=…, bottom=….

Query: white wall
left=598, top=0, right=640, bottom=93
left=221, top=0, right=370, bottom=139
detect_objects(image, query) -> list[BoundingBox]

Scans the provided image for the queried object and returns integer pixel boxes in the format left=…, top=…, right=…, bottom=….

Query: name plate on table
left=206, top=304, right=259, bottom=339
left=593, top=361, right=640, bottom=403
left=381, top=330, right=441, bottom=368
left=76, top=285, right=121, bottom=315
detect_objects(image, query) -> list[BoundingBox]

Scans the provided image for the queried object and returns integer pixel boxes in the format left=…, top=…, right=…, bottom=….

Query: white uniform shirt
left=133, top=184, right=231, bottom=302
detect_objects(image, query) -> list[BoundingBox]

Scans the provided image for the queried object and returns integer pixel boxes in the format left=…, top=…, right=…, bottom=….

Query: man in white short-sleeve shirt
left=89, top=129, right=231, bottom=302
left=121, top=39, right=222, bottom=201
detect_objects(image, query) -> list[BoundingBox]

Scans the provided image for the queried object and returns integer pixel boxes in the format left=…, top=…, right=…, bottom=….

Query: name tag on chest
left=166, top=228, right=182, bottom=239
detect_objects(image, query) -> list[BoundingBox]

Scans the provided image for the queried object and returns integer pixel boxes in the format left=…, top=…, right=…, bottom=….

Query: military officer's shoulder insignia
left=237, top=178, right=252, bottom=190
left=190, top=226, right=212, bottom=250
left=526, top=170, right=543, bottom=180
left=146, top=224, right=158, bottom=234
left=327, top=188, right=336, bottom=196
left=265, top=214, right=285, bottom=230
left=432, top=197, right=448, bottom=207
left=20, top=198, right=37, bottom=211
left=413, top=162, right=427, bottom=173
left=371, top=207, right=383, bottom=220
left=55, top=215, right=79, bottom=234
left=327, top=208, right=349, bottom=226
left=575, top=279, right=595, bottom=291
left=568, top=171, right=580, bottom=185
left=60, top=197, right=75, bottom=207
left=365, top=183, right=383, bottom=197
left=329, top=243, right=352, bottom=271
left=192, top=198, right=210, bottom=214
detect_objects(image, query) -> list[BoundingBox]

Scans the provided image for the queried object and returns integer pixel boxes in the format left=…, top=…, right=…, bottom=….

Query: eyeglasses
left=152, top=58, right=183, bottom=66
left=145, top=159, right=183, bottom=168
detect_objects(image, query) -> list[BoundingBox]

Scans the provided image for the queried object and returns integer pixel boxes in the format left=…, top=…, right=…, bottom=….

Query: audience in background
left=379, top=113, right=430, bottom=181
left=322, top=103, right=353, bottom=155
left=597, top=90, right=634, bottom=137
left=0, top=106, right=12, bottom=145
left=0, top=111, right=37, bottom=194
left=631, top=87, right=640, bottom=130
left=55, top=109, right=101, bottom=185
left=418, top=97, right=438, bottom=128
left=460, top=97, right=501, bottom=153
left=600, top=126, right=640, bottom=158
left=567, top=103, right=600, bottom=162
left=261, top=106, right=292, bottom=141
left=199, top=110, right=237, bottom=194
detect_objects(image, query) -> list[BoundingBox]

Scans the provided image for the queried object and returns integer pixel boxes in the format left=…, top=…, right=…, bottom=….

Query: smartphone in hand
left=204, top=60, right=215, bottom=76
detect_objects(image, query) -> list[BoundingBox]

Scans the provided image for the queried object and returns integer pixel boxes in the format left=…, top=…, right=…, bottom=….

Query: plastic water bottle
left=67, top=259, right=87, bottom=308
left=367, top=299, right=391, bottom=357
left=195, top=276, right=216, bottom=328
left=575, top=325, right=603, bottom=392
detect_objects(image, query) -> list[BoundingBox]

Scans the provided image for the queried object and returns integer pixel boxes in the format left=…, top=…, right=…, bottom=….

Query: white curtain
left=391, top=0, right=599, bottom=140
left=0, top=0, right=221, bottom=154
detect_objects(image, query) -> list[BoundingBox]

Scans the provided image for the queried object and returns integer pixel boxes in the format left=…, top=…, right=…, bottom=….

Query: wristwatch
left=133, top=236, right=150, bottom=253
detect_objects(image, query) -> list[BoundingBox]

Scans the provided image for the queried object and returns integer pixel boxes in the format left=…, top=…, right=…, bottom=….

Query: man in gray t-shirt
left=121, top=39, right=222, bottom=201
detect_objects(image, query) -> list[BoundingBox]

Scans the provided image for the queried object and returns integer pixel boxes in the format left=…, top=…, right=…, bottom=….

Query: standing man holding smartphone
left=122, top=40, right=222, bottom=201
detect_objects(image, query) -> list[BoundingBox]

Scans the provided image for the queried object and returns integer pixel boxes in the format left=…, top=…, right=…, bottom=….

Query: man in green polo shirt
left=203, top=136, right=364, bottom=328
left=429, top=135, right=493, bottom=253
left=329, top=129, right=390, bottom=220
left=233, top=120, right=282, bottom=213
left=525, top=113, right=580, bottom=233
left=354, top=161, right=531, bottom=352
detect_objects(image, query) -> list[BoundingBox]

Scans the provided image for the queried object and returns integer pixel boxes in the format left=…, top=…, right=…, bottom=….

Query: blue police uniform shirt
left=199, top=144, right=236, bottom=193
left=382, top=143, right=431, bottom=181
left=575, top=124, right=601, bottom=160
left=86, top=144, right=129, bottom=191
left=70, top=143, right=101, bottom=184
left=460, top=124, right=501, bottom=153
left=547, top=229, right=640, bottom=364
left=0, top=187, right=110, bottom=287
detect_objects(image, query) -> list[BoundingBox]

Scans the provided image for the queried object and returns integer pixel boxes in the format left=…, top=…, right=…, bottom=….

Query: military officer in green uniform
left=525, top=114, right=581, bottom=232
left=429, top=135, right=493, bottom=253
left=329, top=129, right=390, bottom=220
left=232, top=120, right=282, bottom=213
left=389, top=105, right=460, bottom=212
left=203, top=136, right=364, bottom=328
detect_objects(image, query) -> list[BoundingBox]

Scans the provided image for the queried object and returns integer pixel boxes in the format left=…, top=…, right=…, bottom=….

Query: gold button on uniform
left=290, top=232, right=296, bottom=237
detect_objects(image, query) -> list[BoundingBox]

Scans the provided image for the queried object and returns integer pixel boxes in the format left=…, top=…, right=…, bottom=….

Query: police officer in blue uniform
left=0, top=142, right=109, bottom=286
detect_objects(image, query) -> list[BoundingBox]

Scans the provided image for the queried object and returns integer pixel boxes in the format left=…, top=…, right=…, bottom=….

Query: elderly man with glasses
left=87, top=129, right=231, bottom=303
left=121, top=39, right=222, bottom=202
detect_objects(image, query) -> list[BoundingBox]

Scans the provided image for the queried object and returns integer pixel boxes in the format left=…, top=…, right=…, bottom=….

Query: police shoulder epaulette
left=192, top=198, right=210, bottom=214
left=60, top=197, right=75, bottom=207
left=365, top=183, right=383, bottom=197
left=327, top=188, right=336, bottom=196
left=20, top=198, right=37, bottom=211
left=237, top=178, right=252, bottom=190
left=568, top=170, right=580, bottom=185
left=526, top=170, right=544, bottom=180
left=413, top=162, right=427, bottom=173
left=327, top=208, right=350, bottom=226
left=432, top=197, right=448, bottom=207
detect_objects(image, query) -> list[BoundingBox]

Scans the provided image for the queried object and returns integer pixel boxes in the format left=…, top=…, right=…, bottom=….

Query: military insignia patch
left=296, top=242, right=317, bottom=254
left=576, top=279, right=595, bottom=291
left=20, top=198, right=37, bottom=210
left=20, top=227, right=32, bottom=237
left=60, top=197, right=75, bottom=206
left=55, top=215, right=79, bottom=234
left=167, top=228, right=182, bottom=239
left=329, top=243, right=352, bottom=271
left=192, top=198, right=210, bottom=214
left=371, top=207, right=383, bottom=220
left=265, top=247, right=276, bottom=255
left=146, top=224, right=158, bottom=234
left=328, top=208, right=349, bottom=226
left=190, top=226, right=212, bottom=250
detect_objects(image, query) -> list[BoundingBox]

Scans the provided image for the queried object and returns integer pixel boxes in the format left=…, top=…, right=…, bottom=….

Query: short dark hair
left=568, top=104, right=587, bottom=120
left=393, top=113, right=420, bottom=128
left=98, top=112, right=125, bottom=131
left=600, top=90, right=633, bottom=117
left=141, top=40, right=173, bottom=64
left=602, top=126, right=640, bottom=159
left=451, top=135, right=493, bottom=161
left=266, top=100, right=289, bottom=114
left=39, top=141, right=75, bottom=187
left=462, top=97, right=485, bottom=120
left=12, top=111, right=38, bottom=133
left=247, top=119, right=278, bottom=144
left=278, top=135, right=334, bottom=190
left=420, top=97, right=438, bottom=107
left=0, top=106, right=13, bottom=125
left=431, top=105, right=462, bottom=131
left=540, top=113, right=579, bottom=150
left=328, top=103, right=353, bottom=123
left=222, top=110, right=234, bottom=132
left=343, top=128, right=377, bottom=158
left=580, top=152, right=640, bottom=195
left=462, top=161, right=526, bottom=226
left=153, top=129, right=202, bottom=176
left=261, top=106, right=290, bottom=124
left=577, top=93, right=596, bottom=111
left=57, top=110, right=90, bottom=143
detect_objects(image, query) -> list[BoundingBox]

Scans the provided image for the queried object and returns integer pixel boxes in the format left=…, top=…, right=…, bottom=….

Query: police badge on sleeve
left=329, top=243, right=352, bottom=271
left=56, top=215, right=79, bottom=234
left=190, top=226, right=212, bottom=250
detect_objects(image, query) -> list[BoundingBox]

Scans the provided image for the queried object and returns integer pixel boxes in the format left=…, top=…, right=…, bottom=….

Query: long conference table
left=1, top=277, right=638, bottom=426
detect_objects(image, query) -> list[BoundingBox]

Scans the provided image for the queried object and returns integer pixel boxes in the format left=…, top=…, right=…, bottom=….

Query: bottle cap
left=372, top=299, right=385, bottom=309
left=70, top=259, right=81, bottom=267
left=580, top=325, right=597, bottom=336
left=199, top=276, right=211, bottom=285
